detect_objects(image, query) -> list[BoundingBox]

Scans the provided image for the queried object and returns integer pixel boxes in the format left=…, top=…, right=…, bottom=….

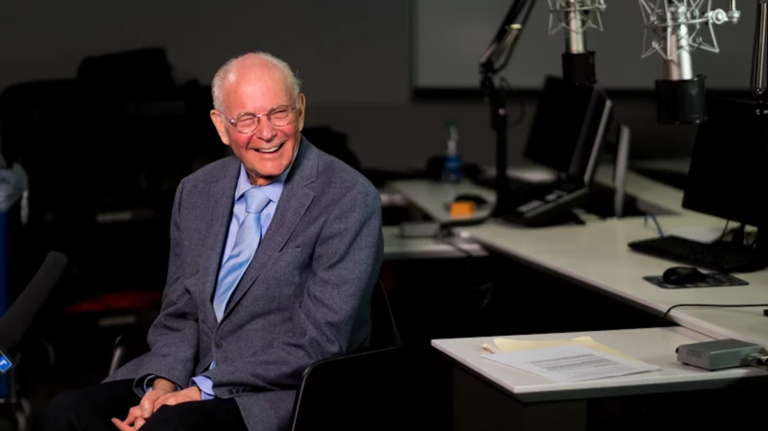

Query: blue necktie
left=213, top=187, right=271, bottom=321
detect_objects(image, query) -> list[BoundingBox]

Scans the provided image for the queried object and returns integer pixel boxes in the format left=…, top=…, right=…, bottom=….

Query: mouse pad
left=644, top=273, right=749, bottom=289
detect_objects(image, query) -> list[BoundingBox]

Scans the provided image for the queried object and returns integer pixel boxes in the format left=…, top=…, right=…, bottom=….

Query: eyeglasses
left=224, top=104, right=296, bottom=134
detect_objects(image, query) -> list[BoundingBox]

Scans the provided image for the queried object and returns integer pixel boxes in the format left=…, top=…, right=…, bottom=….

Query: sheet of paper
left=483, top=344, right=661, bottom=383
left=492, top=336, right=633, bottom=359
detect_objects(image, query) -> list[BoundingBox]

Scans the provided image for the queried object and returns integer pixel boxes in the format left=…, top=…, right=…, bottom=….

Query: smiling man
left=34, top=52, right=383, bottom=431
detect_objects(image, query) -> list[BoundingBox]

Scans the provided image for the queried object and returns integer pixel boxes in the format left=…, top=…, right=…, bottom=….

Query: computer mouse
left=662, top=267, right=708, bottom=285
left=453, top=193, right=488, bottom=206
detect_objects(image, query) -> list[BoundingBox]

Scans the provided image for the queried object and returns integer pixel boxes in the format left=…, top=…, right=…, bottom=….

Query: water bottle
left=441, top=120, right=463, bottom=183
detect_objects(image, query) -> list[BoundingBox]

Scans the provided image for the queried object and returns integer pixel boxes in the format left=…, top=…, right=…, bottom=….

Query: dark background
left=0, top=1, right=756, bottom=429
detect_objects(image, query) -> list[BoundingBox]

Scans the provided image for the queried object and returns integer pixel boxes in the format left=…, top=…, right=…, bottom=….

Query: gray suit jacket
left=106, top=138, right=384, bottom=431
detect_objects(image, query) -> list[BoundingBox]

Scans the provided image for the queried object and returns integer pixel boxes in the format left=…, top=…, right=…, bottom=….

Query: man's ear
left=296, top=93, right=306, bottom=132
left=210, top=110, right=231, bottom=146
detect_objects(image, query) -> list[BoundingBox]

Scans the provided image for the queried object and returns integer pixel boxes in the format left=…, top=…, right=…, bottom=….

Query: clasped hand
left=111, top=378, right=202, bottom=430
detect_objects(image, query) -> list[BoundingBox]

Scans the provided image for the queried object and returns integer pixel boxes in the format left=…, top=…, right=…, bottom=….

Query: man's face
left=211, top=65, right=305, bottom=186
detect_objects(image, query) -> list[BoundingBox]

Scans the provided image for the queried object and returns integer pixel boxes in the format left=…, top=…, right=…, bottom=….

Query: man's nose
left=255, top=118, right=277, bottom=141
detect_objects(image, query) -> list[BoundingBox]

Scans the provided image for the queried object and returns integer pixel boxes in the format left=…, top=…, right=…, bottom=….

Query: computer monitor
left=683, top=97, right=768, bottom=228
left=524, top=76, right=612, bottom=185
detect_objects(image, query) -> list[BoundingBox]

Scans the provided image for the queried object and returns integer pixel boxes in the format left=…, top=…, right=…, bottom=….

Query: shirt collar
left=235, top=157, right=294, bottom=204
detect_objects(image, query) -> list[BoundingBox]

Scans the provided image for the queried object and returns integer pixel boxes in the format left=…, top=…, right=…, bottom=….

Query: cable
left=436, top=232, right=496, bottom=313
left=663, top=303, right=768, bottom=321
left=750, top=231, right=760, bottom=248
left=436, top=233, right=475, bottom=259
left=644, top=214, right=664, bottom=237
left=719, top=219, right=731, bottom=243
left=439, top=213, right=492, bottom=229
left=498, top=77, right=526, bottom=127
left=746, top=352, right=768, bottom=367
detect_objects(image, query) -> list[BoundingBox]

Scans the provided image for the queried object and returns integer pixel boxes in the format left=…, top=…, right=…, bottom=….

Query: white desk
left=433, top=327, right=767, bottom=403
left=460, top=220, right=768, bottom=346
left=434, top=327, right=768, bottom=431
left=391, top=167, right=768, bottom=347
left=382, top=226, right=486, bottom=260
left=387, top=180, right=496, bottom=224
left=389, top=164, right=700, bottom=226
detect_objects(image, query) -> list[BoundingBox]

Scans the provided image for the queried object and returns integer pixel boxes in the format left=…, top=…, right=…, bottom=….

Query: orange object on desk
left=450, top=201, right=476, bottom=217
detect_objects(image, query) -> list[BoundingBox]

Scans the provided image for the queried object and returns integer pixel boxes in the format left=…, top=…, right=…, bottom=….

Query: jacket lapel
left=221, top=139, right=318, bottom=322
left=199, top=157, right=240, bottom=329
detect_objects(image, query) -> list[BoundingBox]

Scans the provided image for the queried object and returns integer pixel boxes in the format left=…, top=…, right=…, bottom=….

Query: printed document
left=484, top=344, right=660, bottom=383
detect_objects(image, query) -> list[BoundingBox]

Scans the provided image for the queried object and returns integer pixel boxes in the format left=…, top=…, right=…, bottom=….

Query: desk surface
left=460, top=220, right=768, bottom=345
left=389, top=164, right=706, bottom=225
left=433, top=327, right=768, bottom=403
left=391, top=166, right=768, bottom=347
left=382, top=226, right=485, bottom=260
left=388, top=180, right=496, bottom=224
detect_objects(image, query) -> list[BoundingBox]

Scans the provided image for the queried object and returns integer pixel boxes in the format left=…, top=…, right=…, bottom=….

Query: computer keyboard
left=628, top=235, right=768, bottom=273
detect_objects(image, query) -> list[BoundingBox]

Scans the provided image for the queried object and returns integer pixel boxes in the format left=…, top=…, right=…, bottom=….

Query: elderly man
left=35, top=52, right=383, bottom=431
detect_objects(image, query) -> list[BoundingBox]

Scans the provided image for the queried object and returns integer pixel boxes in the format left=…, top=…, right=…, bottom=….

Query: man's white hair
left=211, top=52, right=301, bottom=112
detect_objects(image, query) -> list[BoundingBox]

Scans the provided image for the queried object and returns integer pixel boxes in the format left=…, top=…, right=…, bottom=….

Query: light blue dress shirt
left=146, top=162, right=291, bottom=400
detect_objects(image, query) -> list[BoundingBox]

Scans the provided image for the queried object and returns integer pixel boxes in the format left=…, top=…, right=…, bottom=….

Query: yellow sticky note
left=492, top=336, right=633, bottom=359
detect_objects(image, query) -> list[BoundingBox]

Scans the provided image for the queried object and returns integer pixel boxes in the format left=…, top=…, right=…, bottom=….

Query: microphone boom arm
left=752, top=0, right=768, bottom=107
left=478, top=0, right=535, bottom=218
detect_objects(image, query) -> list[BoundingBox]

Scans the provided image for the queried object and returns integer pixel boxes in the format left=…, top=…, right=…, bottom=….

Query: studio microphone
left=639, top=0, right=740, bottom=124
left=548, top=0, right=607, bottom=85
left=0, top=251, right=68, bottom=374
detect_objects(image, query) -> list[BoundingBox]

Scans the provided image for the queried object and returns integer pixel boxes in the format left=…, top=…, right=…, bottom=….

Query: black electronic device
left=525, top=76, right=611, bottom=184
left=628, top=235, right=768, bottom=273
left=682, top=97, right=768, bottom=233
left=499, top=76, right=612, bottom=227
left=629, top=2, right=768, bottom=270
left=500, top=178, right=590, bottom=227
left=662, top=266, right=708, bottom=285
left=629, top=96, right=768, bottom=270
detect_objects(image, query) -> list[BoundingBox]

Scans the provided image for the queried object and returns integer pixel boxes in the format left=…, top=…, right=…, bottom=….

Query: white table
left=433, top=327, right=768, bottom=431
left=381, top=226, right=486, bottom=260
left=387, top=179, right=496, bottom=224
left=460, top=219, right=768, bottom=346
left=389, top=164, right=696, bottom=227
left=390, top=166, right=768, bottom=347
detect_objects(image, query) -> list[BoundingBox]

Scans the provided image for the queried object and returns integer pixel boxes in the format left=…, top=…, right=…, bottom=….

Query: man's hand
left=111, top=378, right=176, bottom=430
left=152, top=386, right=202, bottom=412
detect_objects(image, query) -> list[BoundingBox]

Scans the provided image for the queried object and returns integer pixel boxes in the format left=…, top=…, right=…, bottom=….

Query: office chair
left=107, top=281, right=403, bottom=431
left=289, top=280, right=402, bottom=431
left=301, top=126, right=361, bottom=172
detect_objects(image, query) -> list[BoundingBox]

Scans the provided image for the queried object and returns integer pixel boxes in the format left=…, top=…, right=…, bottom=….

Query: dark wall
left=306, top=96, right=698, bottom=172
left=0, top=0, right=411, bottom=105
left=1, top=0, right=701, bottom=173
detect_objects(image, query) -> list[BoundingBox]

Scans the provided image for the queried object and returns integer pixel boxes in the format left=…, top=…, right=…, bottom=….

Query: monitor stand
left=725, top=224, right=767, bottom=255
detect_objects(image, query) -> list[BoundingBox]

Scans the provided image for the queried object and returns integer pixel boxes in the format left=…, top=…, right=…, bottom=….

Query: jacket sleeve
left=132, top=178, right=200, bottom=392
left=201, top=184, right=383, bottom=396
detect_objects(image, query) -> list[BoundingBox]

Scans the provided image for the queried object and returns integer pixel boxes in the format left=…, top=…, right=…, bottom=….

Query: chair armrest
left=108, top=329, right=149, bottom=376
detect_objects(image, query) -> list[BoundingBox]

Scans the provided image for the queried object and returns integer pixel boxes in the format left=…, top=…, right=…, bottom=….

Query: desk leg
left=452, top=366, right=586, bottom=431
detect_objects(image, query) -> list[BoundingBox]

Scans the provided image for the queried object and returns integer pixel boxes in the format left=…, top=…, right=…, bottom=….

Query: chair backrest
left=77, top=47, right=174, bottom=105
left=289, top=281, right=402, bottom=431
